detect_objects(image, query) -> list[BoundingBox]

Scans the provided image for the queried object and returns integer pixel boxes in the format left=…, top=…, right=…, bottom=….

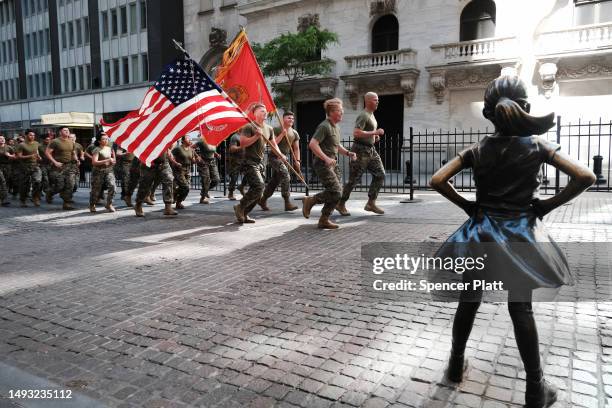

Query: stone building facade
left=184, top=0, right=612, bottom=140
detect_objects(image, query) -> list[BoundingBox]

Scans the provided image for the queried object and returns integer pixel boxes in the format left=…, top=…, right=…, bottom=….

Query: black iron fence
left=79, top=116, right=612, bottom=196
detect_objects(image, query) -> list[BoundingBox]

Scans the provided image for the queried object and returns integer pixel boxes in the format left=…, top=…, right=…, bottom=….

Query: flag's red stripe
left=111, top=93, right=171, bottom=145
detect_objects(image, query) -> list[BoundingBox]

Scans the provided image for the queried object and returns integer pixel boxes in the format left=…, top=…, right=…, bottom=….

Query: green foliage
left=252, top=26, right=339, bottom=111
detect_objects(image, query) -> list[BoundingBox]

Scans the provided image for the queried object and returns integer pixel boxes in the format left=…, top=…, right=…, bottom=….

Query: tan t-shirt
left=242, top=123, right=273, bottom=163
left=17, top=142, right=40, bottom=164
left=273, top=127, right=300, bottom=156
left=49, top=138, right=75, bottom=163
left=354, top=110, right=378, bottom=146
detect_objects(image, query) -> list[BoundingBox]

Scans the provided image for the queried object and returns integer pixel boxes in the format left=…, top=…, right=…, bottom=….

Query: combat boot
left=149, top=193, right=156, bottom=202
left=233, top=204, right=244, bottom=223
left=176, top=201, right=185, bottom=210
left=364, top=198, right=384, bottom=214
left=283, top=195, right=298, bottom=211
left=200, top=196, right=209, bottom=204
left=89, top=204, right=97, bottom=213
left=62, top=202, right=74, bottom=210
left=228, top=191, right=236, bottom=201
left=134, top=202, right=144, bottom=217
left=244, top=214, right=256, bottom=223
left=124, top=195, right=133, bottom=207
left=318, top=215, right=339, bottom=229
left=445, top=352, right=468, bottom=383
left=105, top=203, right=116, bottom=213
left=259, top=196, right=270, bottom=211
left=163, top=203, right=177, bottom=216
left=335, top=201, right=351, bottom=216
left=32, top=193, right=41, bottom=207
left=144, top=196, right=155, bottom=205
left=302, top=196, right=316, bottom=219
left=45, top=191, right=53, bottom=203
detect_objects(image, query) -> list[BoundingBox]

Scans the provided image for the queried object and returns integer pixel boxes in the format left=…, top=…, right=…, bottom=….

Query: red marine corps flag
left=215, top=29, right=276, bottom=115
left=101, top=57, right=250, bottom=166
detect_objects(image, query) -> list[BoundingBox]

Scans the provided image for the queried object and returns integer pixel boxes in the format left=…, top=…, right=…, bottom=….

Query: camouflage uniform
left=125, top=157, right=140, bottom=198
left=171, top=144, right=195, bottom=203
left=48, top=138, right=77, bottom=203
left=136, top=151, right=173, bottom=204
left=239, top=123, right=274, bottom=215
left=312, top=119, right=342, bottom=217
left=38, top=142, right=51, bottom=195
left=0, top=145, right=14, bottom=202
left=195, top=141, right=220, bottom=198
left=227, top=133, right=245, bottom=194
left=263, top=127, right=300, bottom=200
left=341, top=110, right=386, bottom=201
left=115, top=148, right=136, bottom=198
left=16, top=141, right=42, bottom=203
left=74, top=142, right=84, bottom=189
left=89, top=146, right=116, bottom=206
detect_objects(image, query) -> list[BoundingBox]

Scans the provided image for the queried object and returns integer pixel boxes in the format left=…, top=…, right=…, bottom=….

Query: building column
left=14, top=0, right=27, bottom=99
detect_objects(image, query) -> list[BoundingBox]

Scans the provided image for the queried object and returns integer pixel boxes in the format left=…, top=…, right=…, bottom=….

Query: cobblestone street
left=0, top=190, right=611, bottom=408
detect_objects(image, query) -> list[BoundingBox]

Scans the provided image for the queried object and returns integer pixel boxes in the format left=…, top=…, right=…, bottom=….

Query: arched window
left=460, top=0, right=496, bottom=41
left=372, top=14, right=399, bottom=53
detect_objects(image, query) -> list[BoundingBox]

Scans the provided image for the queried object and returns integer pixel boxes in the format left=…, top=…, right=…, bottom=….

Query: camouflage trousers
left=136, top=163, right=173, bottom=204
left=313, top=158, right=342, bottom=217
left=40, top=164, right=50, bottom=194
left=239, top=160, right=265, bottom=215
left=117, top=159, right=140, bottom=198
left=341, top=143, right=386, bottom=201
left=90, top=167, right=116, bottom=206
left=228, top=159, right=244, bottom=193
left=49, top=162, right=78, bottom=203
left=197, top=159, right=219, bottom=198
left=19, top=163, right=42, bottom=202
left=0, top=164, right=11, bottom=200
left=173, top=167, right=191, bottom=203
left=263, top=157, right=291, bottom=199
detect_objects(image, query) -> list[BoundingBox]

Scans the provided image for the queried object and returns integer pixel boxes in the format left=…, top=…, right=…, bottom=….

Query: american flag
left=101, top=58, right=249, bottom=166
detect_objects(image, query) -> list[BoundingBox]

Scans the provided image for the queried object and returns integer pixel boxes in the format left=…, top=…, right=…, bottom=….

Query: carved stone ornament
left=370, top=0, right=396, bottom=16
left=538, top=62, right=558, bottom=99
left=209, top=27, right=227, bottom=48
left=556, top=61, right=612, bottom=81
left=445, top=66, right=499, bottom=89
left=400, top=72, right=419, bottom=107
left=298, top=14, right=320, bottom=32
left=428, top=69, right=446, bottom=104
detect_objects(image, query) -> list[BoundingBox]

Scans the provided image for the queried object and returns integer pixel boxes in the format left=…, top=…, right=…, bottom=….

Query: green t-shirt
left=172, top=145, right=195, bottom=167
left=242, top=123, right=273, bottom=163
left=49, top=138, right=75, bottom=163
left=354, top=110, right=378, bottom=146
left=38, top=143, right=50, bottom=164
left=227, top=133, right=244, bottom=160
left=0, top=145, right=14, bottom=164
left=86, top=144, right=96, bottom=156
left=117, top=148, right=135, bottom=163
left=17, top=141, right=40, bottom=164
left=195, top=141, right=217, bottom=160
left=312, top=119, right=340, bottom=158
left=273, top=127, right=300, bottom=156
left=75, top=142, right=84, bottom=158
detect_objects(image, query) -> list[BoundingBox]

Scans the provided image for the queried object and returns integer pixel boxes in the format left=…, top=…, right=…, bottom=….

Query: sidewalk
left=0, top=190, right=610, bottom=408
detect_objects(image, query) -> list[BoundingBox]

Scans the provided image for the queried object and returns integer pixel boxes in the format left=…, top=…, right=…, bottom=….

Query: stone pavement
left=0, top=189, right=610, bottom=408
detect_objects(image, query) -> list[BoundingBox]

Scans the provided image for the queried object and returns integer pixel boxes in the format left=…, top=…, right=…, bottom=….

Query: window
left=25, top=34, right=30, bottom=58
left=1, top=42, right=5, bottom=64
left=63, top=68, right=68, bottom=92
left=34, top=74, right=39, bottom=97
left=371, top=14, right=399, bottom=53
left=68, top=21, right=75, bottom=47
left=104, top=60, right=110, bottom=86
left=120, top=6, right=127, bottom=34
left=122, top=57, right=129, bottom=83
left=83, top=65, right=90, bottom=89
left=23, top=0, right=29, bottom=17
left=575, top=0, right=612, bottom=25
left=141, top=53, right=148, bottom=81
left=84, top=17, right=90, bottom=44
left=61, top=23, right=67, bottom=48
left=47, top=72, right=52, bottom=94
left=44, top=29, right=49, bottom=54
left=131, top=55, right=139, bottom=82
left=140, top=0, right=146, bottom=29
left=460, top=0, right=496, bottom=41
left=30, top=0, right=35, bottom=15
left=111, top=9, right=118, bottom=36
left=38, top=30, right=44, bottom=54
left=71, top=67, right=76, bottom=91
left=129, top=3, right=137, bottom=33
left=113, top=58, right=119, bottom=85
left=76, top=19, right=82, bottom=46
left=101, top=11, right=109, bottom=39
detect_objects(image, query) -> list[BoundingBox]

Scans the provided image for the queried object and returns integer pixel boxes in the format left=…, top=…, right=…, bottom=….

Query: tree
left=252, top=26, right=339, bottom=113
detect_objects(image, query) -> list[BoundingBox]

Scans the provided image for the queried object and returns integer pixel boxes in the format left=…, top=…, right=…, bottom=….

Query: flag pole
left=172, top=38, right=308, bottom=189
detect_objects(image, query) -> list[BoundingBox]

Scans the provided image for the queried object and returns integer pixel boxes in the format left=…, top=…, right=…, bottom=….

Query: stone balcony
left=271, top=61, right=339, bottom=103
left=426, top=37, right=520, bottom=104
left=536, top=23, right=612, bottom=98
left=340, top=48, right=420, bottom=108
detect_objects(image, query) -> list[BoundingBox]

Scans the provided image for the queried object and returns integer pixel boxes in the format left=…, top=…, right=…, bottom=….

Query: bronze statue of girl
left=430, top=76, right=595, bottom=408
